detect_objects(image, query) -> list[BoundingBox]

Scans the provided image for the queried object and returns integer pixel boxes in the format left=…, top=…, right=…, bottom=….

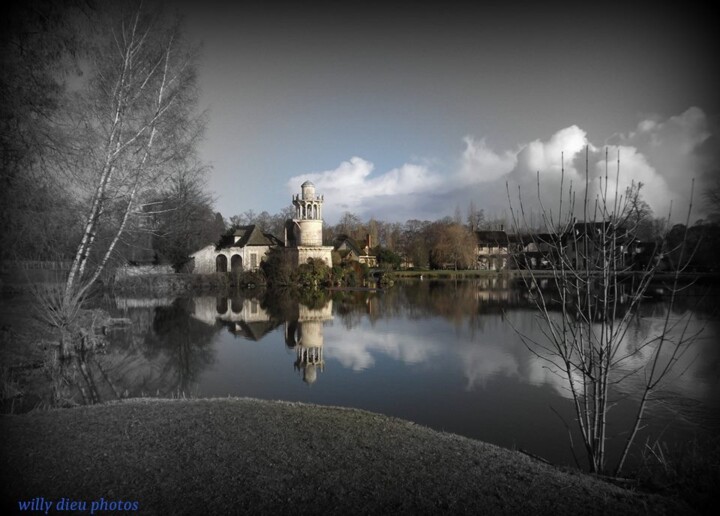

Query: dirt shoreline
left=0, top=398, right=693, bottom=515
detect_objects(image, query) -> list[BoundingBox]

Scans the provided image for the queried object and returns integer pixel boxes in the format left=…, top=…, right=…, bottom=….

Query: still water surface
left=102, top=278, right=719, bottom=469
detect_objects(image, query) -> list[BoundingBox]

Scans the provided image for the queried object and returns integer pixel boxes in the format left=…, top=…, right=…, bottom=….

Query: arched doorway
left=231, top=254, right=242, bottom=273
left=216, top=254, right=228, bottom=273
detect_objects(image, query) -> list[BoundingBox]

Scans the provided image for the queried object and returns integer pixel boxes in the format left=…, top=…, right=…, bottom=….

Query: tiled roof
left=475, top=231, right=508, bottom=244
left=219, top=225, right=283, bottom=249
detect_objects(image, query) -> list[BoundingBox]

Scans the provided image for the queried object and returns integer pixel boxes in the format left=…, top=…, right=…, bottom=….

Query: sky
left=180, top=1, right=719, bottom=225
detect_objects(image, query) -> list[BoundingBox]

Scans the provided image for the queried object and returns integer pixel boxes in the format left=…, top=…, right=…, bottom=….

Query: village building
left=333, top=234, right=377, bottom=267
left=475, top=230, right=510, bottom=271
left=190, top=225, right=283, bottom=274
left=512, top=233, right=558, bottom=269
left=564, top=222, right=631, bottom=270
left=189, top=181, right=333, bottom=274
left=285, top=181, right=334, bottom=267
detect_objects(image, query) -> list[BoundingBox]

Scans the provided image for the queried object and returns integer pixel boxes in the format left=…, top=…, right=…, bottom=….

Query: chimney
left=367, top=233, right=371, bottom=249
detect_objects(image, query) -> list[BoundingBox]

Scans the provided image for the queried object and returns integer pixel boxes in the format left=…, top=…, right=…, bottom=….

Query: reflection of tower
left=294, top=320, right=325, bottom=385
left=287, top=181, right=333, bottom=267
left=285, top=301, right=333, bottom=385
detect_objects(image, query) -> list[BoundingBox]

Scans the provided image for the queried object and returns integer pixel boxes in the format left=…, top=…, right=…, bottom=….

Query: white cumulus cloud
left=459, top=136, right=517, bottom=184
left=288, top=107, right=717, bottom=223
left=289, top=157, right=443, bottom=222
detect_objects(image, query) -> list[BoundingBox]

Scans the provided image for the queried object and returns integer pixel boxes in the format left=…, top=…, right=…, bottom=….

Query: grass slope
left=1, top=398, right=693, bottom=515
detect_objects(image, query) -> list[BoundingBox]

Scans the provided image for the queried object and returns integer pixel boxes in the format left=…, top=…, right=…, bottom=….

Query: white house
left=189, top=181, right=333, bottom=274
left=190, top=225, right=283, bottom=274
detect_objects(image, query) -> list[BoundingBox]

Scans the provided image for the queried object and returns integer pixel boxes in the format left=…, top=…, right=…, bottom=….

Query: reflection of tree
left=141, top=298, right=219, bottom=394
left=261, top=287, right=300, bottom=323
left=331, top=291, right=374, bottom=330
left=51, top=297, right=220, bottom=405
left=329, top=280, right=526, bottom=332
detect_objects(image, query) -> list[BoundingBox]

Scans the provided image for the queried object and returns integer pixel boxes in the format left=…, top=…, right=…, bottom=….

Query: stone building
left=285, top=181, right=333, bottom=267
left=190, top=225, right=283, bottom=274
left=333, top=234, right=377, bottom=267
left=475, top=230, right=510, bottom=270
left=189, top=180, right=332, bottom=273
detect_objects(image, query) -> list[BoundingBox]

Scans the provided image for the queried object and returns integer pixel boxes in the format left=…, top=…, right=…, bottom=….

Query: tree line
left=226, top=189, right=720, bottom=271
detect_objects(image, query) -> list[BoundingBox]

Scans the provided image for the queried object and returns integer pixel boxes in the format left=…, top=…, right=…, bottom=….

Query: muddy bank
left=0, top=398, right=692, bottom=515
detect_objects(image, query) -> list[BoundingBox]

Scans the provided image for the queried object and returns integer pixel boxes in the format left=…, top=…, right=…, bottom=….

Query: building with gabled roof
left=475, top=229, right=510, bottom=270
left=190, top=224, right=283, bottom=274
left=333, top=234, right=377, bottom=267
left=189, top=181, right=334, bottom=273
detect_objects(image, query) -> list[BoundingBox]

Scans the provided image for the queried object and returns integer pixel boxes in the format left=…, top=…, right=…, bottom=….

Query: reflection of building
left=284, top=301, right=334, bottom=385
left=192, top=295, right=335, bottom=383
left=191, top=296, right=280, bottom=341
left=286, top=181, right=334, bottom=267
left=475, top=276, right=513, bottom=302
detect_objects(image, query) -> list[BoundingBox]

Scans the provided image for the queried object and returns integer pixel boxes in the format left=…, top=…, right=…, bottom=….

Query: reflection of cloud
left=455, top=313, right=578, bottom=398
left=523, top=355, right=576, bottom=400
left=509, top=312, right=710, bottom=402
left=325, top=302, right=715, bottom=412
left=458, top=345, right=519, bottom=390
left=325, top=327, right=441, bottom=371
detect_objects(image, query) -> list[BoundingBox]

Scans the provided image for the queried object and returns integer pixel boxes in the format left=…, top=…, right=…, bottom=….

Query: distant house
left=564, top=222, right=631, bottom=270
left=333, top=234, right=377, bottom=267
left=475, top=230, right=510, bottom=270
left=333, top=235, right=363, bottom=263
left=628, top=240, right=664, bottom=271
left=513, top=233, right=559, bottom=269
left=190, top=225, right=283, bottom=274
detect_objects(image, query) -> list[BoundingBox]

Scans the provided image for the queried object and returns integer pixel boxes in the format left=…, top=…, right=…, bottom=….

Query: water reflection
left=285, top=302, right=333, bottom=384
left=53, top=297, right=221, bottom=406
left=190, top=295, right=335, bottom=384
left=82, top=281, right=720, bottom=468
left=193, top=296, right=280, bottom=341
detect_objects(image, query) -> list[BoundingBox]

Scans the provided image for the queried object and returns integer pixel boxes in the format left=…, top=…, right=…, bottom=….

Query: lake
left=95, top=277, right=719, bottom=470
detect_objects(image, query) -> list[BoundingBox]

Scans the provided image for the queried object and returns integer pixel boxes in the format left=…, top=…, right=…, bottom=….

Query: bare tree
left=429, top=221, right=476, bottom=270
left=506, top=147, right=700, bottom=475
left=466, top=200, right=485, bottom=231
left=33, top=2, right=205, bottom=357
left=150, top=163, right=225, bottom=268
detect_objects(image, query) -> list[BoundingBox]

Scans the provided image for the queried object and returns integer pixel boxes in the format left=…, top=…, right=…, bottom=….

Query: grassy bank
left=110, top=272, right=266, bottom=295
left=0, top=398, right=693, bottom=515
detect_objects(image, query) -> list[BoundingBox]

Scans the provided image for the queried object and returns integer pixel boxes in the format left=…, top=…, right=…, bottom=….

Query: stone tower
left=293, top=181, right=324, bottom=246
left=287, top=181, right=333, bottom=267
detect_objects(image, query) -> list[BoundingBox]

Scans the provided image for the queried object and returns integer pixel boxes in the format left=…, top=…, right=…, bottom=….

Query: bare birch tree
left=40, top=2, right=204, bottom=356
left=506, top=147, right=700, bottom=475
